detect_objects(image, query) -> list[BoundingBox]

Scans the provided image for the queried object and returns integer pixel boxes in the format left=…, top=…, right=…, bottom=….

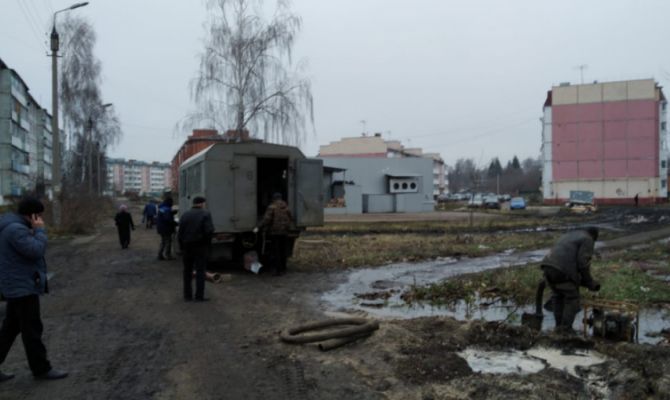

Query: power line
left=15, top=0, right=48, bottom=50
left=26, top=0, right=49, bottom=30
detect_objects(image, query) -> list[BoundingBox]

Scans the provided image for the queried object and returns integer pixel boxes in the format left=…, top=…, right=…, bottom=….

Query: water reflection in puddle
left=322, top=249, right=670, bottom=344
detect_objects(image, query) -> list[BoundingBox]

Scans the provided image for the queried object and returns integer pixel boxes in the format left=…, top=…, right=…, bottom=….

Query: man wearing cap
left=178, top=196, right=214, bottom=302
left=254, top=192, right=294, bottom=276
left=540, top=227, right=601, bottom=333
left=0, top=197, right=67, bottom=381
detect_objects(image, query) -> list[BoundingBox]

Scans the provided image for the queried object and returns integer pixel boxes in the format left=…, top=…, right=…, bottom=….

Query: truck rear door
left=295, top=158, right=324, bottom=227
left=232, top=155, right=257, bottom=230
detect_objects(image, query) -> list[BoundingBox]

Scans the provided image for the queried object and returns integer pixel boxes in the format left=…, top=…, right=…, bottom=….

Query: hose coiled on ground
left=280, top=318, right=379, bottom=351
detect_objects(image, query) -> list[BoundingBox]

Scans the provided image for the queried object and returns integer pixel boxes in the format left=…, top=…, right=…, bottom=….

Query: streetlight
left=50, top=1, right=89, bottom=225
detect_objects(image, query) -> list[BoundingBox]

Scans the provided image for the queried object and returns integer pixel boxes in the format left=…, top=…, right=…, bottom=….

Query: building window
left=663, top=122, right=667, bottom=131
left=663, top=180, right=667, bottom=188
left=662, top=160, right=667, bottom=169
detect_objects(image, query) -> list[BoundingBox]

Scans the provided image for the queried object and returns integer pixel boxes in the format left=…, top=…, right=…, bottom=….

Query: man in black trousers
left=0, top=197, right=68, bottom=381
left=178, top=196, right=214, bottom=302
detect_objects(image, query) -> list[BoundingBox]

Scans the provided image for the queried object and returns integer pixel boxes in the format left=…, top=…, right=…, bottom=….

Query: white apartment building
left=106, top=158, right=171, bottom=196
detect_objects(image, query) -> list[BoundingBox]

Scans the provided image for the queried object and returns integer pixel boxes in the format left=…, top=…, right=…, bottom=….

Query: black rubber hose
left=280, top=318, right=379, bottom=345
left=318, top=332, right=373, bottom=352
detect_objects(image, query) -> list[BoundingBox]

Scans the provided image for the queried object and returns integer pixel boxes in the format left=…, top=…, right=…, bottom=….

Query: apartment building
left=541, top=79, right=667, bottom=204
left=106, top=158, right=172, bottom=196
left=0, top=58, right=60, bottom=205
left=318, top=133, right=447, bottom=198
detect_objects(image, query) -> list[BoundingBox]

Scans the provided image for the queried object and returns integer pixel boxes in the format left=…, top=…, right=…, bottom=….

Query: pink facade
left=552, top=100, right=660, bottom=181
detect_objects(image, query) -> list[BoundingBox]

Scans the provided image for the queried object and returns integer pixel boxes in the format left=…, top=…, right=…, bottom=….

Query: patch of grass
left=404, top=243, right=670, bottom=307
left=291, top=231, right=559, bottom=271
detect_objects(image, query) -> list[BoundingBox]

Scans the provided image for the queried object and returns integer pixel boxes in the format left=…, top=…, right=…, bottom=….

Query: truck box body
left=179, top=142, right=323, bottom=262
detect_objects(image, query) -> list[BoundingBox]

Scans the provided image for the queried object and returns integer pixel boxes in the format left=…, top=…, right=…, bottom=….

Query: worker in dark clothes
left=178, top=196, right=214, bottom=302
left=114, top=205, right=135, bottom=249
left=634, top=194, right=639, bottom=207
left=540, top=227, right=601, bottom=333
left=254, top=193, right=294, bottom=276
left=0, top=197, right=68, bottom=381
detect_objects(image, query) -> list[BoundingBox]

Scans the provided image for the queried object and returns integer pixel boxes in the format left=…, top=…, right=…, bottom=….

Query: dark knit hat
left=272, top=192, right=282, bottom=201
left=193, top=196, right=206, bottom=205
left=17, top=197, right=45, bottom=216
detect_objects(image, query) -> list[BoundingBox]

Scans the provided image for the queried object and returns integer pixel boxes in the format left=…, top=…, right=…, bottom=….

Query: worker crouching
left=540, top=227, right=601, bottom=334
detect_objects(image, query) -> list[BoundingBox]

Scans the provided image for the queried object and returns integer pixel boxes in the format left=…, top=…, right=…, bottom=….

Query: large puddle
left=321, top=248, right=670, bottom=344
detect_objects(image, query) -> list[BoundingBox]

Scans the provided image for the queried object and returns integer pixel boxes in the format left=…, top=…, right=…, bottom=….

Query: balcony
left=11, top=136, right=25, bottom=151
left=11, top=160, right=30, bottom=175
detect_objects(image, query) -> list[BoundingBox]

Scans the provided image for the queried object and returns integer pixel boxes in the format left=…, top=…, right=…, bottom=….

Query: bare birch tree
left=185, top=0, right=314, bottom=145
left=59, top=16, right=121, bottom=193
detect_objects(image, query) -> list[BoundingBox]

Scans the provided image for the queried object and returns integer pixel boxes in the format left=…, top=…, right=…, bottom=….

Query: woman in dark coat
left=114, top=204, right=135, bottom=249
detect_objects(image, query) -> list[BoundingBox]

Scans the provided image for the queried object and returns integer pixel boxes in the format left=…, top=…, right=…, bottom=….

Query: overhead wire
left=15, top=0, right=48, bottom=50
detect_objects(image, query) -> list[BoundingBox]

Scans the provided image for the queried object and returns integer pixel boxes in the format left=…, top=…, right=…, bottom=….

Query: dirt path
left=3, top=208, right=669, bottom=399
left=0, top=211, right=377, bottom=400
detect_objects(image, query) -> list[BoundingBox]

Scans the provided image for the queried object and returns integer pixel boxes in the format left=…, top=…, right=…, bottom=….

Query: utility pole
left=49, top=2, right=89, bottom=225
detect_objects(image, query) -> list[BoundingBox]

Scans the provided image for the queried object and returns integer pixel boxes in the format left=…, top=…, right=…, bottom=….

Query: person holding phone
left=0, top=197, right=67, bottom=381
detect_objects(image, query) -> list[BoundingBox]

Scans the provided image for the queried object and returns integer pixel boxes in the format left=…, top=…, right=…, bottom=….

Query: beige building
left=319, top=133, right=446, bottom=197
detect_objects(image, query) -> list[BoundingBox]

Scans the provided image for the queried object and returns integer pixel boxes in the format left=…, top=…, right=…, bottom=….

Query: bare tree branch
left=180, top=0, right=314, bottom=145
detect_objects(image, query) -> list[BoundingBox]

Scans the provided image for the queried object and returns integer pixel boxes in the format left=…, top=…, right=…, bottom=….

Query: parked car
left=498, top=194, right=511, bottom=202
left=468, top=193, right=484, bottom=208
left=510, top=197, right=526, bottom=210
left=483, top=195, right=500, bottom=209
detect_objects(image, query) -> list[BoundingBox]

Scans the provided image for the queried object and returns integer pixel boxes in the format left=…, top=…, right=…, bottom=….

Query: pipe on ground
left=280, top=318, right=379, bottom=351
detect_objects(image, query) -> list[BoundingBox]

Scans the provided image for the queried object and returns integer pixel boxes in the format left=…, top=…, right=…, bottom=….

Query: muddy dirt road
left=2, top=207, right=670, bottom=399
left=1, top=215, right=376, bottom=400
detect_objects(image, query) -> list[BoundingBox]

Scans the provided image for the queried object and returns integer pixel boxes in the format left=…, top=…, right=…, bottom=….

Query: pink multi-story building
left=541, top=79, right=668, bottom=205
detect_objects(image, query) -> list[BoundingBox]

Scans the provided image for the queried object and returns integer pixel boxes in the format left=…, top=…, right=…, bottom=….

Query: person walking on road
left=178, top=196, right=214, bottom=302
left=156, top=197, right=177, bottom=260
left=254, top=192, right=294, bottom=276
left=114, top=204, right=135, bottom=249
left=0, top=197, right=68, bottom=381
left=142, top=200, right=157, bottom=229
left=540, top=227, right=601, bottom=334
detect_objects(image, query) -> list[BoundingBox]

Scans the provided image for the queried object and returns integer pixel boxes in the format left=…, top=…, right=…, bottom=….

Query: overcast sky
left=2, top=0, right=669, bottom=167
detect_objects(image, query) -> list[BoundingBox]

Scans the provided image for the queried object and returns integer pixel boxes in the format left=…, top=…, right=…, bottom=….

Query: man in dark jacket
left=541, top=227, right=601, bottom=333
left=156, top=197, right=177, bottom=260
left=178, top=196, right=214, bottom=301
left=114, top=204, right=135, bottom=249
left=0, top=197, right=67, bottom=381
left=254, top=193, right=294, bottom=276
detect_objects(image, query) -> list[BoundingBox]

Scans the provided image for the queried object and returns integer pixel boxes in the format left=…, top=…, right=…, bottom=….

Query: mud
left=2, top=203, right=670, bottom=399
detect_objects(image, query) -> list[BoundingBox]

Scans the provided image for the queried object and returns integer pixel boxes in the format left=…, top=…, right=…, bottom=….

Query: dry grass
left=291, top=231, right=559, bottom=271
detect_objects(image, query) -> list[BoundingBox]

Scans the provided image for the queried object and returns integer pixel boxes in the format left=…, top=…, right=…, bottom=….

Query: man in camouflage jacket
left=255, top=193, right=293, bottom=276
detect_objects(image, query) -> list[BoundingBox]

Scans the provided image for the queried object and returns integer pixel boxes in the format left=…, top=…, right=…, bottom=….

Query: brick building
left=170, top=129, right=255, bottom=191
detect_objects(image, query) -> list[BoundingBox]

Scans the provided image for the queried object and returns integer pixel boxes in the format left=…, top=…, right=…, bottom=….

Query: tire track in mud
left=268, top=356, right=310, bottom=400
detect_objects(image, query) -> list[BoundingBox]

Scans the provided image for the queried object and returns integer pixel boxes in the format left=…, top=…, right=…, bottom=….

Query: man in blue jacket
left=0, top=197, right=67, bottom=381
left=156, top=197, right=177, bottom=260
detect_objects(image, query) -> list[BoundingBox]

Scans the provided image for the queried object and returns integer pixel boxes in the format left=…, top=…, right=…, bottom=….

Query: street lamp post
left=50, top=1, right=88, bottom=225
